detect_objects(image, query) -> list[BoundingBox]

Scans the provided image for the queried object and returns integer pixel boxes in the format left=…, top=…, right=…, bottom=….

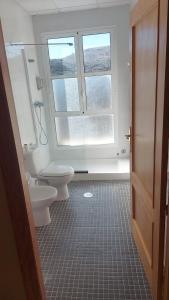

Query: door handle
left=125, top=134, right=131, bottom=141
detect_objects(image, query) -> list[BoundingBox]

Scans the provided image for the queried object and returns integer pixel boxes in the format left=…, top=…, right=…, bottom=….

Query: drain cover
left=83, top=192, right=93, bottom=198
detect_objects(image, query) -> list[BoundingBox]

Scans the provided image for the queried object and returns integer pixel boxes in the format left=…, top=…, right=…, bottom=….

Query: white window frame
left=41, top=26, right=118, bottom=150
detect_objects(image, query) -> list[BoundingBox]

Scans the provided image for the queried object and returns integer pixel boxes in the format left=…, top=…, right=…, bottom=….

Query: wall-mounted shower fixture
left=33, top=101, right=48, bottom=146
left=34, top=101, right=44, bottom=108
left=28, top=58, right=35, bottom=63
left=121, top=149, right=126, bottom=154
left=36, top=76, right=44, bottom=90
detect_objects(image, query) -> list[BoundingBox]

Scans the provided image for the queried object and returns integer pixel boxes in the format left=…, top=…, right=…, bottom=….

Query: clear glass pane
left=52, top=78, right=80, bottom=112
left=85, top=75, right=112, bottom=111
left=48, top=37, right=76, bottom=76
left=82, top=33, right=111, bottom=73
left=55, top=115, right=114, bottom=146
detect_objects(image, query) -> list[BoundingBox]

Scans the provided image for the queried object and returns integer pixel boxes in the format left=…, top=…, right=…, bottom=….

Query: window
left=46, top=30, right=116, bottom=147
left=55, top=115, right=114, bottom=146
left=82, top=33, right=111, bottom=73
left=48, top=36, right=80, bottom=113
left=48, top=37, right=77, bottom=76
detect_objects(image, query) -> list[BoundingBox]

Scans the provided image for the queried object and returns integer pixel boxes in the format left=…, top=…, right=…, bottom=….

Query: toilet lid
left=40, top=164, right=74, bottom=177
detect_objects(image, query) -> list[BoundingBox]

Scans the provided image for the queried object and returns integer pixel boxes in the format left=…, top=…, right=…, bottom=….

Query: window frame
left=41, top=26, right=118, bottom=149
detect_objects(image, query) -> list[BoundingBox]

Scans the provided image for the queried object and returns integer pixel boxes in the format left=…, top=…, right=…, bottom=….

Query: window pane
left=85, top=75, right=112, bottom=111
left=48, top=37, right=76, bottom=76
left=82, top=33, right=111, bottom=73
left=55, top=115, right=114, bottom=146
left=52, top=78, right=80, bottom=112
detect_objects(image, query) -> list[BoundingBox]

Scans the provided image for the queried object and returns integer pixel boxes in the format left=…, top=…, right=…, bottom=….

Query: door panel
left=132, top=5, right=158, bottom=288
left=131, top=0, right=169, bottom=298
left=135, top=192, right=153, bottom=258
left=134, top=7, right=158, bottom=198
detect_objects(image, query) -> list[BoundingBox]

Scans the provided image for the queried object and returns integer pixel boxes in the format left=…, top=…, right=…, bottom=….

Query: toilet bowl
left=24, top=149, right=74, bottom=201
left=29, top=185, right=58, bottom=227
left=39, top=164, right=74, bottom=201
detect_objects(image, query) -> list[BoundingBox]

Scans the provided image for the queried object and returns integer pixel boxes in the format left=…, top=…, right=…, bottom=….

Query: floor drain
left=83, top=192, right=93, bottom=198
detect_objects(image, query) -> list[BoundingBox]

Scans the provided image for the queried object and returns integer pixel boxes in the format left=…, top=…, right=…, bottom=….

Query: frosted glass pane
left=52, top=78, right=80, bottom=112
left=48, top=37, right=77, bottom=76
left=83, top=33, right=111, bottom=73
left=85, top=75, right=112, bottom=111
left=55, top=115, right=114, bottom=146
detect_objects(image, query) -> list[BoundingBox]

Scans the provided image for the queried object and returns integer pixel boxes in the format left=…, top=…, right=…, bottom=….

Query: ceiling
left=15, top=0, right=135, bottom=15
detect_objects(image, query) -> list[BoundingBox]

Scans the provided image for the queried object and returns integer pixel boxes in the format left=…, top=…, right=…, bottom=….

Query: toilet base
left=56, top=184, right=69, bottom=200
left=33, top=206, right=51, bottom=227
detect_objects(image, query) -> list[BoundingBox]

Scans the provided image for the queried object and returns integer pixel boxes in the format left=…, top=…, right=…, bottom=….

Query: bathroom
left=0, top=0, right=162, bottom=299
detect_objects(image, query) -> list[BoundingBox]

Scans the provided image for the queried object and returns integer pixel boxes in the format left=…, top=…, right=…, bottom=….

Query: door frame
left=164, top=201, right=169, bottom=299
left=153, top=0, right=169, bottom=298
left=0, top=21, right=45, bottom=299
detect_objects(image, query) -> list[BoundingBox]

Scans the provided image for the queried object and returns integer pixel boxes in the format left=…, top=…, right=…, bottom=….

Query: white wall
left=33, top=5, right=130, bottom=160
left=0, top=0, right=50, bottom=170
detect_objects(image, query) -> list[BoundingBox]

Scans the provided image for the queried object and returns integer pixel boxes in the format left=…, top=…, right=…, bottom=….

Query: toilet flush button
left=83, top=192, right=93, bottom=198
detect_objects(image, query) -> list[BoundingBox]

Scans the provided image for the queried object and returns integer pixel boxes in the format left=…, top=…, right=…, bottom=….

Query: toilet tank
left=24, top=147, right=50, bottom=176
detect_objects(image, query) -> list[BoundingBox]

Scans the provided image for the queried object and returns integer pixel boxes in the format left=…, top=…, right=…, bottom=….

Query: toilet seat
left=40, top=164, right=74, bottom=177
left=24, top=150, right=74, bottom=204
left=38, top=163, right=74, bottom=201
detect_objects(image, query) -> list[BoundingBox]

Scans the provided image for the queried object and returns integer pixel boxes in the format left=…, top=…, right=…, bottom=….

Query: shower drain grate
left=83, top=192, right=93, bottom=198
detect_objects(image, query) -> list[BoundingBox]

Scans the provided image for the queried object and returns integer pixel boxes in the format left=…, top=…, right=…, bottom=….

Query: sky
left=48, top=33, right=110, bottom=59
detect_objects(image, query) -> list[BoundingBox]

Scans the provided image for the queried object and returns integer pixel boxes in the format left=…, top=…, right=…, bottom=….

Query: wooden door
left=0, top=21, right=45, bottom=299
left=131, top=1, right=169, bottom=299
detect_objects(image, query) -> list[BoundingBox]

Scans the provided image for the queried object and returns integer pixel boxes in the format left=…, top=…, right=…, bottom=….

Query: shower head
left=34, top=101, right=44, bottom=108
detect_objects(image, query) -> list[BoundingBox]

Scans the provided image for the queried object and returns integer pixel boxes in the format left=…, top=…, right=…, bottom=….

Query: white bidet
left=29, top=185, right=57, bottom=227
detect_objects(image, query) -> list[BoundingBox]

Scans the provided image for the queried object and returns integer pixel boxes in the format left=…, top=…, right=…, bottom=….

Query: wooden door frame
left=153, top=0, right=169, bottom=298
left=163, top=3, right=169, bottom=282
left=164, top=203, right=169, bottom=299
left=131, top=0, right=169, bottom=299
left=0, top=21, right=45, bottom=299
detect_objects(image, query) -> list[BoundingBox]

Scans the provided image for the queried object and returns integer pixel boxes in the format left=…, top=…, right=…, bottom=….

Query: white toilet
left=28, top=180, right=58, bottom=227
left=39, top=163, right=74, bottom=200
left=24, top=149, right=74, bottom=201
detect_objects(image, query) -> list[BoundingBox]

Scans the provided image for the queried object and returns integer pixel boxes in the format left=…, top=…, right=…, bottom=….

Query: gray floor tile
left=37, top=181, right=152, bottom=300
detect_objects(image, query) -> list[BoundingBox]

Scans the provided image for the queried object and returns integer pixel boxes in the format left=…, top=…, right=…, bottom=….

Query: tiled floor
left=37, top=181, right=153, bottom=300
